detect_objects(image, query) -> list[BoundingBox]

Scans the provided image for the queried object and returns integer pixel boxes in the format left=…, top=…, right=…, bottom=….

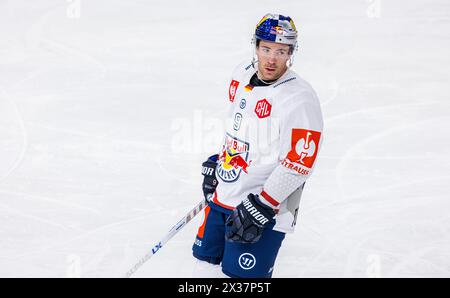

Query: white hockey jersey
left=212, top=61, right=324, bottom=233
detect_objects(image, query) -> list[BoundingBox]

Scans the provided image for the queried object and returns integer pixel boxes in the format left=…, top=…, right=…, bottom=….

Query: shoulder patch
left=286, top=129, right=321, bottom=170
left=229, top=80, right=239, bottom=102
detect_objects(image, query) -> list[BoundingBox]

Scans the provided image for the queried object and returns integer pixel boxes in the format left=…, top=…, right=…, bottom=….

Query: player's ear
left=288, top=45, right=294, bottom=55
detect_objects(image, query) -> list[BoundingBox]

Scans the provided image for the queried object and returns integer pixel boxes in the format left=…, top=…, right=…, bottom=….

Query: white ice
left=0, top=0, right=449, bottom=277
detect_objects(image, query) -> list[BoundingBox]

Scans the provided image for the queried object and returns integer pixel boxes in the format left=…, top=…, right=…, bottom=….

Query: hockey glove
left=201, top=154, right=219, bottom=203
left=225, top=193, right=276, bottom=244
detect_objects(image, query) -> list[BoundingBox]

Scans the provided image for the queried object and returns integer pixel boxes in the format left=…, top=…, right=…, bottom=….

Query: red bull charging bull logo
left=217, top=133, right=251, bottom=183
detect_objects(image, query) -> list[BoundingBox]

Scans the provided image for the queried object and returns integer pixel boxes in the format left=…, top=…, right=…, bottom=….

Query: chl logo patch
left=254, top=99, right=271, bottom=118
left=229, top=80, right=239, bottom=102
left=238, top=253, right=256, bottom=270
left=286, top=129, right=321, bottom=169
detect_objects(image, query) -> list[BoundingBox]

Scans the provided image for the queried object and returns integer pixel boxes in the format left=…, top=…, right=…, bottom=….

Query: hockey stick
left=124, top=199, right=207, bottom=278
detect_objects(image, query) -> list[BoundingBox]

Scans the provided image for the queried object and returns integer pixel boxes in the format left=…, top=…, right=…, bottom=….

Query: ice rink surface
left=0, top=0, right=449, bottom=277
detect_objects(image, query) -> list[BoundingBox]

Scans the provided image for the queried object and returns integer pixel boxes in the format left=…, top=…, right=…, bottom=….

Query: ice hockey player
left=192, top=13, right=324, bottom=278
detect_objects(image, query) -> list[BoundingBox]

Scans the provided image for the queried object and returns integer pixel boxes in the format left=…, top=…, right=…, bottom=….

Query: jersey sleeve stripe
left=261, top=190, right=280, bottom=207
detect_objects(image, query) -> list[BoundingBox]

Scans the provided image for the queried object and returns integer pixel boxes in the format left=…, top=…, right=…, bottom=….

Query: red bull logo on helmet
left=270, top=26, right=285, bottom=36
left=217, top=133, right=252, bottom=183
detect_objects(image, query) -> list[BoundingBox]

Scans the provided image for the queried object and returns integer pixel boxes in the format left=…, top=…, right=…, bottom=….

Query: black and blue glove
left=225, top=193, right=276, bottom=244
left=201, top=154, right=219, bottom=203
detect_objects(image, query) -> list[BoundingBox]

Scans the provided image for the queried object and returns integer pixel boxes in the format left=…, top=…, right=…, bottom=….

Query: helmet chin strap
left=287, top=42, right=299, bottom=68
left=254, top=62, right=290, bottom=85
left=251, top=36, right=258, bottom=68
left=256, top=70, right=277, bottom=85
left=287, top=56, right=294, bottom=68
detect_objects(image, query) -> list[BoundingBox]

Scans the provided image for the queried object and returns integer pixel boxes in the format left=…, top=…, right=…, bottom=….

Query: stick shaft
left=124, top=200, right=207, bottom=278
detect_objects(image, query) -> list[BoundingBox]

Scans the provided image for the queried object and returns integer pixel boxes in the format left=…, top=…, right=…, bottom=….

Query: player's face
left=256, top=40, right=291, bottom=81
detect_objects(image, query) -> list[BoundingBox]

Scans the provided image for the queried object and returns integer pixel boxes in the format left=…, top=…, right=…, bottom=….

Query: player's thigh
left=192, top=205, right=227, bottom=264
left=221, top=227, right=285, bottom=278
